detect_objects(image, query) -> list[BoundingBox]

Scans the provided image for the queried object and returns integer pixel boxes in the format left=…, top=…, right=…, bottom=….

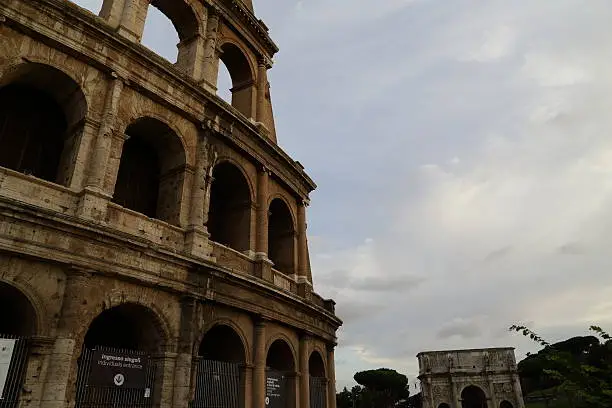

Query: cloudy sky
left=73, top=0, right=612, bottom=391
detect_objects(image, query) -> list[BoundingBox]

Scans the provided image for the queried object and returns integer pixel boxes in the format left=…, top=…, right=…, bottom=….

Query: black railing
left=0, top=334, right=28, bottom=408
left=191, top=359, right=241, bottom=408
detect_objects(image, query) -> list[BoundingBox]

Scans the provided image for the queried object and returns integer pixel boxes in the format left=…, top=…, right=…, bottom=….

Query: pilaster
left=252, top=319, right=266, bottom=408
left=299, top=335, right=310, bottom=408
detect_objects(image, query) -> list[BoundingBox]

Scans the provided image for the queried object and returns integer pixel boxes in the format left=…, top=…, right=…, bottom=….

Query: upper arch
left=212, top=157, right=256, bottom=203
left=217, top=40, right=256, bottom=87
left=197, top=319, right=252, bottom=364
left=265, top=333, right=297, bottom=371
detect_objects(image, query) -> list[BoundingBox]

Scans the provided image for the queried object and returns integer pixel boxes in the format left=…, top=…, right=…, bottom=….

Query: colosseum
left=0, top=0, right=341, bottom=407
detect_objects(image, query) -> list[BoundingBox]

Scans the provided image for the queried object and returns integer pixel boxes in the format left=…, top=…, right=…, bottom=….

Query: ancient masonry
left=418, top=348, right=525, bottom=408
left=0, top=0, right=341, bottom=407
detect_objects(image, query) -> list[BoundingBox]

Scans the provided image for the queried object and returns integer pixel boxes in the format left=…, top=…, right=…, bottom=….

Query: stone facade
left=0, top=0, right=341, bottom=408
left=417, top=348, right=525, bottom=408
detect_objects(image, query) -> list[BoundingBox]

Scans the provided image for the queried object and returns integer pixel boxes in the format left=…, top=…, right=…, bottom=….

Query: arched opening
left=0, top=282, right=37, bottom=337
left=217, top=61, right=233, bottom=104
left=266, top=339, right=296, bottom=408
left=309, top=351, right=327, bottom=408
left=0, top=282, right=36, bottom=406
left=83, top=303, right=165, bottom=352
left=113, top=117, right=186, bottom=225
left=140, top=0, right=200, bottom=67
left=500, top=401, right=513, bottom=408
left=141, top=4, right=179, bottom=62
left=194, top=325, right=246, bottom=408
left=218, top=43, right=255, bottom=118
left=76, top=303, right=166, bottom=407
left=461, top=385, right=488, bottom=408
left=438, top=404, right=451, bottom=408
left=0, top=63, right=87, bottom=186
left=208, top=162, right=252, bottom=252
left=268, top=199, right=296, bottom=275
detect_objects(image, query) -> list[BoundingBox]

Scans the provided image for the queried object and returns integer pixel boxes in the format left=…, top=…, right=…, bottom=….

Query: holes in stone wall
left=141, top=4, right=180, bottom=63
left=113, top=117, right=186, bottom=225
left=0, top=63, right=87, bottom=186
left=217, top=61, right=233, bottom=105
left=208, top=162, right=252, bottom=252
left=268, top=198, right=296, bottom=275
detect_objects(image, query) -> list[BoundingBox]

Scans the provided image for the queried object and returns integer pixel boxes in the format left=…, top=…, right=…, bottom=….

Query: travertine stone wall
left=0, top=0, right=341, bottom=407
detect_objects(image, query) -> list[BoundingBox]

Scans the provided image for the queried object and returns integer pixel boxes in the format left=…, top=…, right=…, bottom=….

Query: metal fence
left=0, top=335, right=28, bottom=408
left=310, top=377, right=327, bottom=408
left=191, top=359, right=241, bottom=408
left=74, top=346, right=156, bottom=408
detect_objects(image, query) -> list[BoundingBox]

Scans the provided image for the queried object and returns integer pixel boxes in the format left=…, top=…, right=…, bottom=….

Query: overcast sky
left=73, top=0, right=612, bottom=392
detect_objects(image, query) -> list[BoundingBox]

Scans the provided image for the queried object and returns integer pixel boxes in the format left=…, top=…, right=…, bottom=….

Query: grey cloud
left=557, top=242, right=587, bottom=256
left=350, top=276, right=426, bottom=292
left=437, top=320, right=483, bottom=340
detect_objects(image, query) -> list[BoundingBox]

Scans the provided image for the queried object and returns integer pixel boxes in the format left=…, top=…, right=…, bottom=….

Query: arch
left=461, top=385, right=488, bottom=408
left=208, top=161, right=253, bottom=251
left=0, top=281, right=39, bottom=337
left=0, top=62, right=88, bottom=186
left=266, top=338, right=296, bottom=372
left=218, top=41, right=256, bottom=118
left=268, top=198, right=296, bottom=275
left=83, top=302, right=168, bottom=353
left=438, top=404, right=451, bottom=408
left=308, top=350, right=326, bottom=378
left=198, top=324, right=247, bottom=364
left=500, top=402, right=513, bottom=408
left=113, top=116, right=187, bottom=225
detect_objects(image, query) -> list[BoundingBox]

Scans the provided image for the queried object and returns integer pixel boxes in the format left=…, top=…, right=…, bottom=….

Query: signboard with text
left=266, top=371, right=288, bottom=408
left=0, top=339, right=16, bottom=399
left=88, top=349, right=149, bottom=389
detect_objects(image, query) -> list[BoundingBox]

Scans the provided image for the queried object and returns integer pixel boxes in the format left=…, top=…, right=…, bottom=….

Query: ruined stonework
left=418, top=348, right=525, bottom=408
left=0, top=1, right=341, bottom=407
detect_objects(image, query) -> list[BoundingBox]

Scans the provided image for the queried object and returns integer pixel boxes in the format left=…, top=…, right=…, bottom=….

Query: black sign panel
left=266, top=371, right=288, bottom=408
left=88, top=349, right=149, bottom=389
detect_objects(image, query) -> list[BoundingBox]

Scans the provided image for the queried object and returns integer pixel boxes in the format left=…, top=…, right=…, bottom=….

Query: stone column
left=326, top=346, right=336, bottom=408
left=487, top=379, right=498, bottom=408
left=176, top=33, right=207, bottom=81
left=185, top=131, right=215, bottom=260
left=450, top=378, right=459, bottom=408
left=20, top=336, right=54, bottom=408
left=99, top=0, right=127, bottom=28
left=116, top=0, right=149, bottom=42
left=297, top=200, right=309, bottom=278
left=242, top=364, right=254, bottom=408
left=201, top=9, right=220, bottom=92
left=253, top=319, right=267, bottom=408
left=512, top=373, right=525, bottom=408
left=254, top=167, right=272, bottom=280
left=78, top=75, right=123, bottom=222
left=256, top=59, right=270, bottom=126
left=153, top=351, right=178, bottom=408
left=40, top=269, right=92, bottom=408
left=299, top=335, right=310, bottom=408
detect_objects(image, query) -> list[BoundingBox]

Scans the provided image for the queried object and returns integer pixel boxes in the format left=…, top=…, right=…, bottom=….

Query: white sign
left=0, top=339, right=16, bottom=400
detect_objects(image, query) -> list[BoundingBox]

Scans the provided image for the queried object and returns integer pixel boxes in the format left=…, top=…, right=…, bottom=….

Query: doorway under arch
left=500, top=401, right=513, bottom=408
left=461, top=385, right=488, bottom=408
left=309, top=351, right=327, bottom=408
left=194, top=324, right=247, bottom=408
left=76, top=303, right=167, bottom=408
left=266, top=339, right=296, bottom=408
